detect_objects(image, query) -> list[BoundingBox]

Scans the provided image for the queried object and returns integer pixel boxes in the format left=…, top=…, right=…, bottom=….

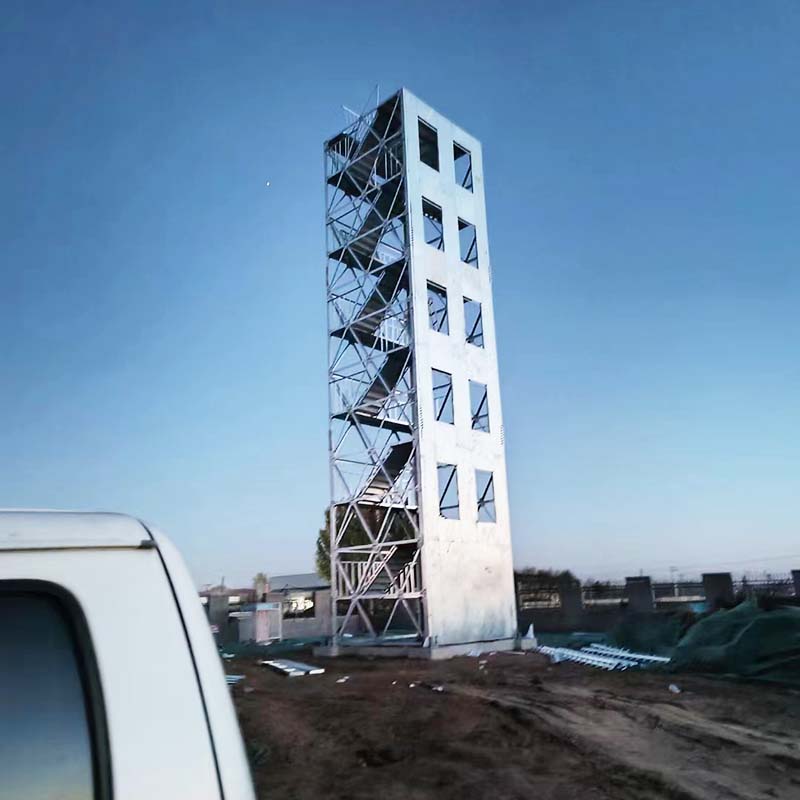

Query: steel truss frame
left=325, top=92, right=425, bottom=644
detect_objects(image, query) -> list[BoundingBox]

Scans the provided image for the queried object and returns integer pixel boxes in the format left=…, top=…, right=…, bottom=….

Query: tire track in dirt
left=451, top=683, right=799, bottom=800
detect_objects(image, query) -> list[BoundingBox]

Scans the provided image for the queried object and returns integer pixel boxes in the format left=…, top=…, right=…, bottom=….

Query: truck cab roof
left=0, top=510, right=150, bottom=550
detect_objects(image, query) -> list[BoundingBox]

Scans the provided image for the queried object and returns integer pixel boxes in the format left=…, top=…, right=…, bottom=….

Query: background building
left=200, top=574, right=333, bottom=645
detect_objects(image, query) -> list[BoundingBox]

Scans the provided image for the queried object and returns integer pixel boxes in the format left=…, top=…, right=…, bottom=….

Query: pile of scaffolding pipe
left=537, top=645, right=639, bottom=671
left=581, top=644, right=671, bottom=664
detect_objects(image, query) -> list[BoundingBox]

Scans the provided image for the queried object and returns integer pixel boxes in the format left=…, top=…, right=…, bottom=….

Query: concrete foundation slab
left=314, top=637, right=517, bottom=660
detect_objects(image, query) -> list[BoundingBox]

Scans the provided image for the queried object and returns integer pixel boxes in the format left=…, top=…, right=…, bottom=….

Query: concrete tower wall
left=401, top=90, right=516, bottom=647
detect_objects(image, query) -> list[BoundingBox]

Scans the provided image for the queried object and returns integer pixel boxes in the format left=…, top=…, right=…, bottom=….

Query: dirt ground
left=230, top=650, right=800, bottom=800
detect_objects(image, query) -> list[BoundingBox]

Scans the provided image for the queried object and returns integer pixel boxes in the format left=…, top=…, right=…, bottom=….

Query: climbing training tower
left=324, top=88, right=516, bottom=657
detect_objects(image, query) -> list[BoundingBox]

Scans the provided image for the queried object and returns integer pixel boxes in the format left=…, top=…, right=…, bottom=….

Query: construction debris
left=582, top=644, right=671, bottom=663
left=225, top=674, right=245, bottom=685
left=259, top=659, right=325, bottom=678
left=538, top=646, right=639, bottom=671
left=538, top=644, right=671, bottom=671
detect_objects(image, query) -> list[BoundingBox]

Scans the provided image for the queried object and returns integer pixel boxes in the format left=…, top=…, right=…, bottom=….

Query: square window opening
left=432, top=368, right=454, bottom=424
left=418, top=119, right=439, bottom=171
left=476, top=469, right=496, bottom=522
left=437, top=463, right=460, bottom=519
left=454, top=142, right=473, bottom=191
left=469, top=380, right=490, bottom=432
left=463, top=297, right=484, bottom=348
left=427, top=282, right=449, bottom=334
left=423, top=198, right=444, bottom=251
left=458, top=218, right=478, bottom=266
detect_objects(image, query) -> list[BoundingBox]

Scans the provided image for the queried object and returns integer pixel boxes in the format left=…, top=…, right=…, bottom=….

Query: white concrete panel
left=401, top=89, right=516, bottom=646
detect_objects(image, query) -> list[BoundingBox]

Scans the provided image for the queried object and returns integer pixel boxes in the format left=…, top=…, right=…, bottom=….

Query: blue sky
left=2, top=1, right=798, bottom=585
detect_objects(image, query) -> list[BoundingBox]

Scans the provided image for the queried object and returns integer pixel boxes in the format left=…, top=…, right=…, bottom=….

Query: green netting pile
left=610, top=611, right=693, bottom=656
left=669, top=599, right=800, bottom=685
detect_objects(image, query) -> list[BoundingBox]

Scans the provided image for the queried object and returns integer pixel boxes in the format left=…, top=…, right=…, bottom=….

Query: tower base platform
left=314, top=636, right=519, bottom=660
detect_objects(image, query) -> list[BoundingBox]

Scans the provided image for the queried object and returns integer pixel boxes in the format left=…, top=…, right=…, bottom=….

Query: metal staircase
left=359, top=441, right=413, bottom=504
left=326, top=91, right=424, bottom=641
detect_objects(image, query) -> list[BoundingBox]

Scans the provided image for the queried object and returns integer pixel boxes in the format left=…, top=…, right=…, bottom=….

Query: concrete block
left=702, top=572, right=734, bottom=608
left=558, top=578, right=583, bottom=628
left=624, top=576, right=654, bottom=613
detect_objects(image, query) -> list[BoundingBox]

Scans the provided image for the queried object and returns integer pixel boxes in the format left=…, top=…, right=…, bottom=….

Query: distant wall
left=516, top=571, right=800, bottom=634
left=519, top=604, right=628, bottom=634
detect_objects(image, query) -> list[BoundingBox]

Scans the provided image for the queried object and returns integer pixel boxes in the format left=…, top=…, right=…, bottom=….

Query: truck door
left=0, top=543, right=223, bottom=800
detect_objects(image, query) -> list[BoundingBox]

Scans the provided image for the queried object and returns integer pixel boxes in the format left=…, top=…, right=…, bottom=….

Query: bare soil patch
left=231, top=651, right=800, bottom=800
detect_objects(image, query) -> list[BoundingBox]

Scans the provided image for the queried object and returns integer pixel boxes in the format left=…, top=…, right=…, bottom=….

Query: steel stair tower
left=324, top=89, right=517, bottom=656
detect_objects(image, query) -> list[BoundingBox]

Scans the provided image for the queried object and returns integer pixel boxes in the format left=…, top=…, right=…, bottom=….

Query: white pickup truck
left=0, top=510, right=256, bottom=800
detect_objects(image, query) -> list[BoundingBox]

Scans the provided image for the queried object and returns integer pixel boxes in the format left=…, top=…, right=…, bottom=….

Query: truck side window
left=0, top=590, right=103, bottom=800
